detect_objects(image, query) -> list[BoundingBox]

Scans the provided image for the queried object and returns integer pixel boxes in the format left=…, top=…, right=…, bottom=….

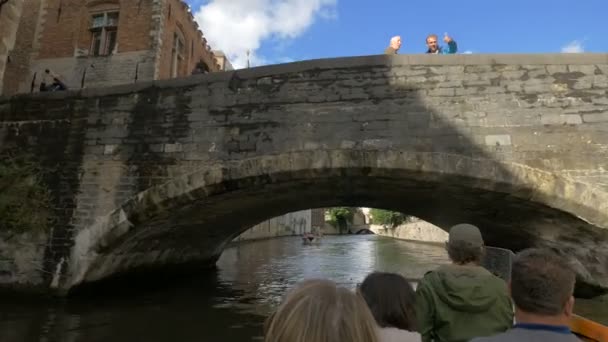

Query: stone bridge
left=1, top=54, right=608, bottom=296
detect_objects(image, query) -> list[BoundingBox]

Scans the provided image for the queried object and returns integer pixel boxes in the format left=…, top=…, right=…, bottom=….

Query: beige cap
left=448, top=223, right=484, bottom=247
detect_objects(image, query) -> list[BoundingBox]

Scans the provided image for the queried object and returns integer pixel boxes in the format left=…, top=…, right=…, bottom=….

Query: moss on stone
left=0, top=151, right=52, bottom=234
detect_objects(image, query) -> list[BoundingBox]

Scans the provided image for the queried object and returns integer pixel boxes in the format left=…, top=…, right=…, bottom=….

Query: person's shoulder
left=421, top=269, right=437, bottom=280
left=377, top=327, right=421, bottom=342
left=487, top=272, right=509, bottom=288
left=469, top=331, right=509, bottom=342
left=418, top=267, right=442, bottom=286
left=415, top=271, right=433, bottom=292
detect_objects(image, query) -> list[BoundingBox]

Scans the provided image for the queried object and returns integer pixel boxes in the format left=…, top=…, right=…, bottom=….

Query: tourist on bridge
left=425, top=33, right=458, bottom=54
left=471, top=248, right=582, bottom=342
left=384, top=36, right=402, bottom=54
left=40, top=69, right=67, bottom=92
left=359, top=272, right=422, bottom=342
left=264, top=279, right=379, bottom=342
left=415, top=223, right=513, bottom=342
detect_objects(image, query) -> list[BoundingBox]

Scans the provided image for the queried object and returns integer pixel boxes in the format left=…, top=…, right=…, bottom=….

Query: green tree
left=369, top=209, right=412, bottom=228
left=326, top=207, right=355, bottom=234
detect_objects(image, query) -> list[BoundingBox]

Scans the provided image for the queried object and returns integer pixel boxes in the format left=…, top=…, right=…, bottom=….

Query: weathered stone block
left=501, top=70, right=526, bottom=80
left=428, top=88, right=455, bottom=97
left=547, top=65, right=568, bottom=74
left=164, top=143, right=183, bottom=153
left=583, top=113, right=608, bottom=123
left=103, top=145, right=118, bottom=155
left=485, top=134, right=512, bottom=146
left=541, top=114, right=583, bottom=125
left=568, top=65, right=599, bottom=74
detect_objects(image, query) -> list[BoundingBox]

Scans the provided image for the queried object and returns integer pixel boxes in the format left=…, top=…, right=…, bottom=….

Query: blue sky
left=188, top=0, right=608, bottom=68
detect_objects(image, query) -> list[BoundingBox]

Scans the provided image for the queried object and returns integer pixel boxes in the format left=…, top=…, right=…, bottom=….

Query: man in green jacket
left=415, top=223, right=513, bottom=342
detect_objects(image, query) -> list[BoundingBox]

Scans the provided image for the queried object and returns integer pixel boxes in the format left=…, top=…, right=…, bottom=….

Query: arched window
left=88, top=1, right=120, bottom=56
left=192, top=60, right=210, bottom=75
left=170, top=28, right=185, bottom=77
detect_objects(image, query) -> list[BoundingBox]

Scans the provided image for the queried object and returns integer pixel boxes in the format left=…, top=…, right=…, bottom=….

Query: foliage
left=326, top=207, right=356, bottom=233
left=369, top=208, right=413, bottom=228
left=0, top=152, right=52, bottom=233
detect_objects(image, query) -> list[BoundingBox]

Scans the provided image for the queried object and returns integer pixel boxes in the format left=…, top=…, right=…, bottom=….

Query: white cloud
left=192, top=0, right=337, bottom=69
left=463, top=50, right=473, bottom=54
left=561, top=40, right=584, bottom=53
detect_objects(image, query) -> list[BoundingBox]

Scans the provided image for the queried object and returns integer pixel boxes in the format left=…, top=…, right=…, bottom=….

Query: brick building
left=2, top=0, right=223, bottom=96
left=213, top=50, right=234, bottom=71
left=0, top=0, right=26, bottom=95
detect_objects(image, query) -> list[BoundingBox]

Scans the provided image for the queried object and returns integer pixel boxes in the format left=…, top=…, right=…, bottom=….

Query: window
left=170, top=32, right=185, bottom=77
left=90, top=11, right=119, bottom=56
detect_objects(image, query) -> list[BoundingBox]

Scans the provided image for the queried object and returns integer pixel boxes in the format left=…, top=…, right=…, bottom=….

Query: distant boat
left=302, top=233, right=321, bottom=245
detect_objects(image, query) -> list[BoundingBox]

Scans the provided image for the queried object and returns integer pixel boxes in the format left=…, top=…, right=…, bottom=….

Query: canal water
left=0, top=235, right=606, bottom=341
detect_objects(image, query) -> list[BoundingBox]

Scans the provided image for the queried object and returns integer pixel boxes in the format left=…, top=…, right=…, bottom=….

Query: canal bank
left=369, top=220, right=449, bottom=244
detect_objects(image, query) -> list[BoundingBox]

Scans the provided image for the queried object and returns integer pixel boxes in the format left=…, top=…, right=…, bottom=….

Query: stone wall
left=370, top=221, right=449, bottom=244
left=232, top=210, right=311, bottom=242
left=28, top=51, right=156, bottom=91
left=1, top=54, right=608, bottom=295
left=0, top=230, right=48, bottom=291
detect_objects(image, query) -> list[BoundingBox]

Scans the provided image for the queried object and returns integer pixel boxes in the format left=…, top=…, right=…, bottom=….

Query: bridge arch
left=3, top=53, right=608, bottom=296
left=66, top=149, right=608, bottom=295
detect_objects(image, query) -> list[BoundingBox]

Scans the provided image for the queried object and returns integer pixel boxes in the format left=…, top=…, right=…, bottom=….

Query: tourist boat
left=570, top=314, right=608, bottom=342
left=302, top=233, right=321, bottom=245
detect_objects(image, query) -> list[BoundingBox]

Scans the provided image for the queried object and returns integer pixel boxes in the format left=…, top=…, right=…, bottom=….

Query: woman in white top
left=359, top=272, right=422, bottom=342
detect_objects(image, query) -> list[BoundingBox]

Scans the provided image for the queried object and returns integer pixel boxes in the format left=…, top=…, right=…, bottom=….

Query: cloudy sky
left=187, top=0, right=608, bottom=69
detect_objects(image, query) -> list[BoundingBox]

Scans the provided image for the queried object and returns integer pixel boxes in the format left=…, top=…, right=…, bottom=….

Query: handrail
left=570, top=314, right=608, bottom=342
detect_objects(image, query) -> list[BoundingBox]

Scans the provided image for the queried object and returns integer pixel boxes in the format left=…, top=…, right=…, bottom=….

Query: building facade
left=0, top=0, right=26, bottom=95
left=213, top=50, right=234, bottom=71
left=2, top=0, right=222, bottom=96
left=232, top=210, right=312, bottom=242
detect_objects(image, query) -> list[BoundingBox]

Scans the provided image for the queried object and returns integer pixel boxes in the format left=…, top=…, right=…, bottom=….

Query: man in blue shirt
left=470, top=248, right=581, bottom=342
left=426, top=33, right=457, bottom=54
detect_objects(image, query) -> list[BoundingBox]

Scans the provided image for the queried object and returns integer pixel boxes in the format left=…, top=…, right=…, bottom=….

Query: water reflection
left=0, top=235, right=605, bottom=342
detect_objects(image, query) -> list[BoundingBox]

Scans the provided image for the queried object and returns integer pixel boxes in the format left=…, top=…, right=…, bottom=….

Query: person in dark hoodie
left=415, top=223, right=513, bottom=342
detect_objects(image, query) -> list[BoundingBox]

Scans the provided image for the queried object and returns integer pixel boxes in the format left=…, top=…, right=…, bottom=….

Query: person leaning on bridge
left=385, top=36, right=402, bottom=54
left=414, top=223, right=513, bottom=342
left=470, top=248, right=582, bottom=342
left=425, top=33, right=457, bottom=54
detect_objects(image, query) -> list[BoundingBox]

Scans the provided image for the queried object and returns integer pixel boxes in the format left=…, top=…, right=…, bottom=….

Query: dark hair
left=358, top=272, right=417, bottom=331
left=511, top=248, right=575, bottom=315
left=446, top=241, right=483, bottom=264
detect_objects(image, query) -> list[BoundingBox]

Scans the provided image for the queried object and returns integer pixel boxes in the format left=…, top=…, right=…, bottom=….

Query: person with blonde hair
left=264, top=279, right=379, bottom=342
